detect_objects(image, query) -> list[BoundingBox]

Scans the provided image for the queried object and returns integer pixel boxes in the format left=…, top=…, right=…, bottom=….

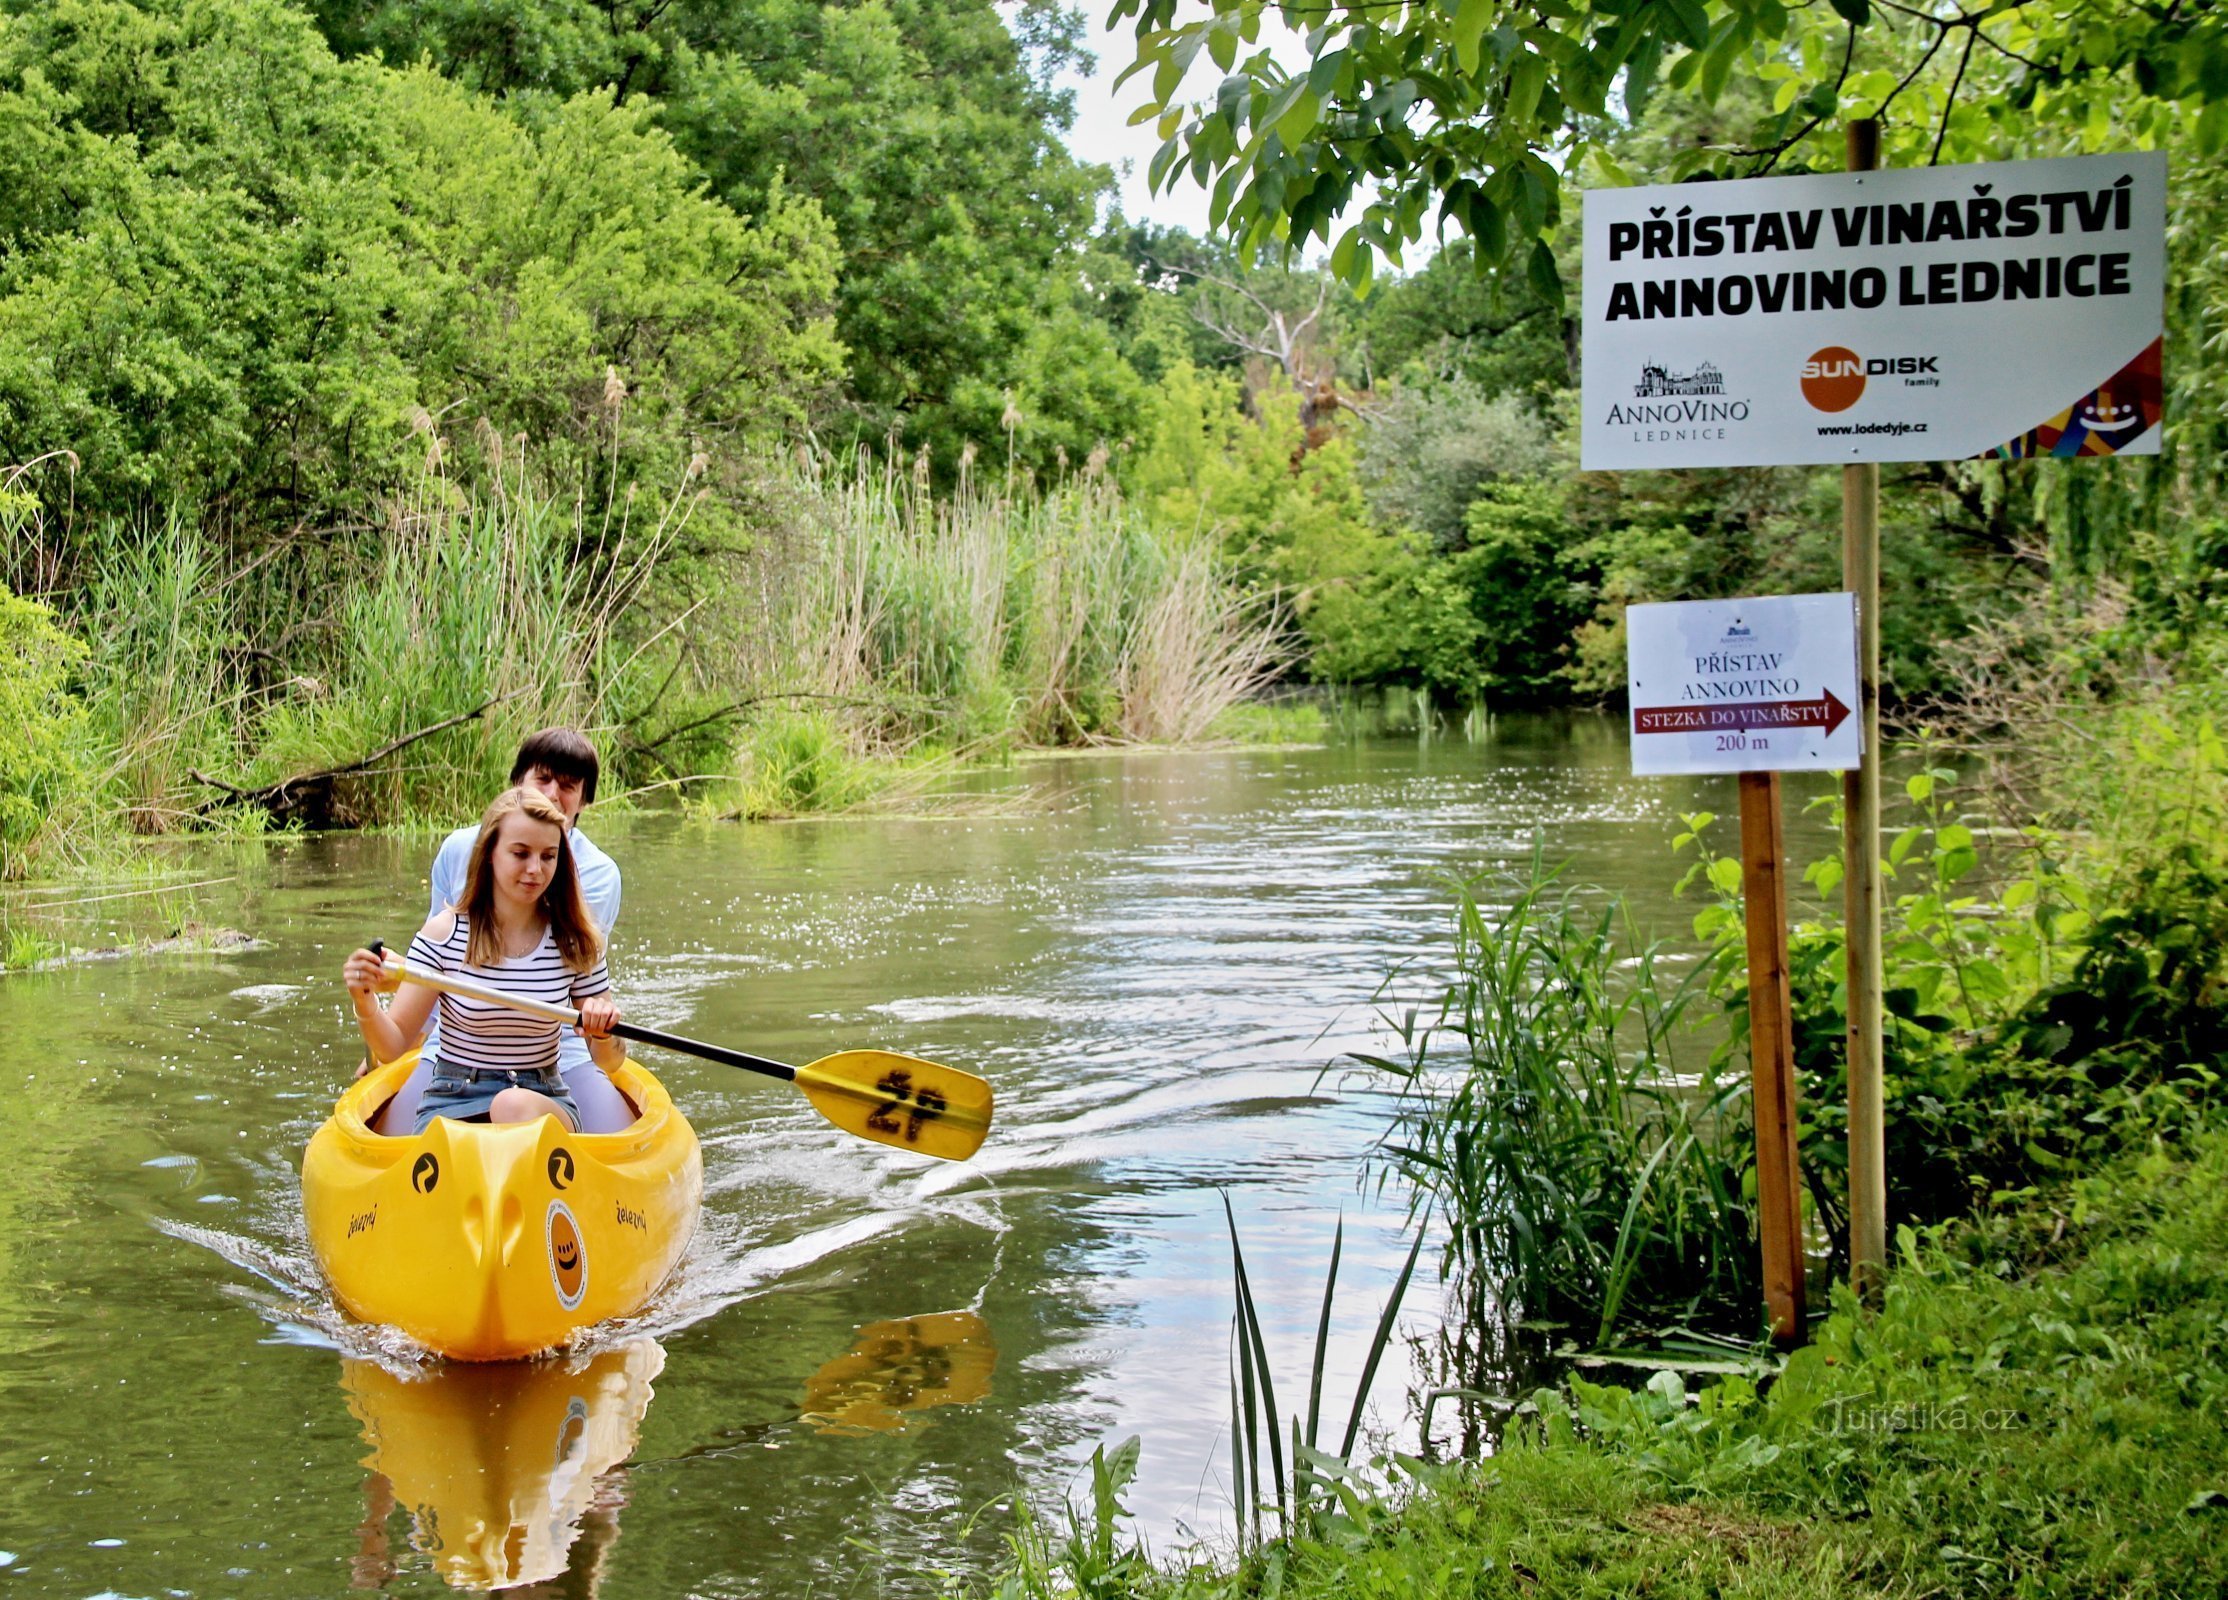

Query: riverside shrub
left=0, top=593, right=89, bottom=879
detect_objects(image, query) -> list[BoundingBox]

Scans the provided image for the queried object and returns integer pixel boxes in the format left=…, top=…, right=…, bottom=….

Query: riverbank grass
left=990, top=1123, right=2228, bottom=1600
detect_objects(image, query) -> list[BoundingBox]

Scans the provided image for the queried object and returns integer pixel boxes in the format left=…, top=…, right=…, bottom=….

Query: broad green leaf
left=1527, top=236, right=1564, bottom=305
left=1453, top=0, right=1495, bottom=77
left=1659, top=0, right=1711, bottom=51
left=1331, top=224, right=1361, bottom=282
left=1308, top=47, right=1348, bottom=98
left=1153, top=50, right=1185, bottom=106
left=1277, top=86, right=1320, bottom=145
left=1467, top=191, right=1506, bottom=258
left=1699, top=27, right=1742, bottom=105
left=1506, top=53, right=1547, bottom=127
left=1351, top=241, right=1375, bottom=298
left=1148, top=134, right=1183, bottom=194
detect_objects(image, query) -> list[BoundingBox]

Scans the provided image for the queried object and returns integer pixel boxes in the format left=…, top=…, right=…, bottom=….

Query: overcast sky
left=1054, top=18, right=1217, bottom=236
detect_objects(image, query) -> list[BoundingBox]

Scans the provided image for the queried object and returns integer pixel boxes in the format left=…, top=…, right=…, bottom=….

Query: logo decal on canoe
left=411, top=1153, right=440, bottom=1194
left=548, top=1147, right=574, bottom=1190
left=546, top=1200, right=587, bottom=1310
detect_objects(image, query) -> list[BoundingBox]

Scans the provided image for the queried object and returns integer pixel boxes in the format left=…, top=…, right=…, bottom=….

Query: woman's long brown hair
left=456, top=787, right=603, bottom=972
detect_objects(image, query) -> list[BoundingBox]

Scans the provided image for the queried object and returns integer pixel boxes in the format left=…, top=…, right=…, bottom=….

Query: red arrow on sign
left=1633, top=687, right=1851, bottom=738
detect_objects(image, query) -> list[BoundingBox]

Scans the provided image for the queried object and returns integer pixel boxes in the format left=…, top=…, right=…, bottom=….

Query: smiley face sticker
left=546, top=1200, right=587, bottom=1310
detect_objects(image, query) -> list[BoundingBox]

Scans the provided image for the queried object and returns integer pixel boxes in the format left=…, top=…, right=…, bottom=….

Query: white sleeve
left=429, top=829, right=471, bottom=917
left=576, top=840, right=621, bottom=936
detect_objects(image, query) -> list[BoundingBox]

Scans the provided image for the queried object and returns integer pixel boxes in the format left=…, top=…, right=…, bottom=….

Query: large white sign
left=1582, top=152, right=2165, bottom=470
left=1627, top=594, right=1860, bottom=775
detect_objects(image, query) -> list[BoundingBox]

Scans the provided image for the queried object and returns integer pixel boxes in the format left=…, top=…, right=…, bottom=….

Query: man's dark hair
left=511, top=727, right=600, bottom=803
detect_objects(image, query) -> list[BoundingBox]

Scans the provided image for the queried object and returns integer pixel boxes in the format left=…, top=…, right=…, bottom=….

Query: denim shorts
left=412, top=1055, right=581, bottom=1135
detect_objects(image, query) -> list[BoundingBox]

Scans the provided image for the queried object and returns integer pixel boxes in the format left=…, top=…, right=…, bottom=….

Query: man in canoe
left=344, top=785, right=624, bottom=1133
left=368, top=729, right=637, bottom=1133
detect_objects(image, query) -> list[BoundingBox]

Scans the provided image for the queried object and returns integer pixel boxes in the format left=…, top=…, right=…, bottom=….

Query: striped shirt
left=407, top=915, right=611, bottom=1077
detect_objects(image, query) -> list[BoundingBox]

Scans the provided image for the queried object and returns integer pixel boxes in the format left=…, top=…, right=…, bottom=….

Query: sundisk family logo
left=1800, top=347, right=1943, bottom=411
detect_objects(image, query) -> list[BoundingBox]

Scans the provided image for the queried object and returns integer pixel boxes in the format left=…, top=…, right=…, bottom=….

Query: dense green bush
left=0, top=591, right=90, bottom=879
left=1679, top=694, right=2228, bottom=1266
left=0, top=0, right=840, bottom=548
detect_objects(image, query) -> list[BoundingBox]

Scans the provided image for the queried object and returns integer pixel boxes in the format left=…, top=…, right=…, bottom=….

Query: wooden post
left=1738, top=771, right=1806, bottom=1343
left=1842, top=118, right=1888, bottom=1303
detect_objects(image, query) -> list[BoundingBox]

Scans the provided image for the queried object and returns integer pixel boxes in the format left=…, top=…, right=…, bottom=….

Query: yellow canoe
left=303, top=1053, right=702, bottom=1361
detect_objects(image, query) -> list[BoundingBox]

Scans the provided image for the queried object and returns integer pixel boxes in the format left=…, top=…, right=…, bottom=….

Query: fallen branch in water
left=189, top=689, right=531, bottom=826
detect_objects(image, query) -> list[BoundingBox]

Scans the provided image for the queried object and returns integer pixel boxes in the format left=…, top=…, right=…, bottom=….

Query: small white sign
left=1627, top=594, right=1861, bottom=775
left=1581, top=151, right=2165, bottom=469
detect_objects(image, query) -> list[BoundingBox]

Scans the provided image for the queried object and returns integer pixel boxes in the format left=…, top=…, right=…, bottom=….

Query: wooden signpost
left=1627, top=593, right=1862, bottom=1343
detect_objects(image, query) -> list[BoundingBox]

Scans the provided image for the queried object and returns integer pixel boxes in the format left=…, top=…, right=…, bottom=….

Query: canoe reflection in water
left=343, top=1339, right=662, bottom=1594
left=799, top=1310, right=996, bottom=1436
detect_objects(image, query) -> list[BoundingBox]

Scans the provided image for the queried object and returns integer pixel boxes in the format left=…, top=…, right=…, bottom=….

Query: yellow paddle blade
left=793, top=1049, right=993, bottom=1162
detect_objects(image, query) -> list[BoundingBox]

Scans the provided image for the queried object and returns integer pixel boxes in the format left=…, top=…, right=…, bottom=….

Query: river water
left=0, top=721, right=1765, bottom=1598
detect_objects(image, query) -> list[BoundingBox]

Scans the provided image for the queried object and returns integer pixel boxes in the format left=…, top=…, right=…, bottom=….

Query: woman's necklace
left=492, top=913, right=544, bottom=961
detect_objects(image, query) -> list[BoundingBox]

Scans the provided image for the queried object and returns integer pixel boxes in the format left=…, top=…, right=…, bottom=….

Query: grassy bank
left=989, top=1124, right=2228, bottom=1600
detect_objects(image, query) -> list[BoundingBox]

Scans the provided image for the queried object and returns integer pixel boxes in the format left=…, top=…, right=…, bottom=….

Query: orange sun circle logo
left=1800, top=346, right=1866, bottom=412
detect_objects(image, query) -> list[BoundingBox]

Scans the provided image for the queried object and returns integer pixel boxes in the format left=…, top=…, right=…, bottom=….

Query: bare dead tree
left=1157, top=264, right=1379, bottom=433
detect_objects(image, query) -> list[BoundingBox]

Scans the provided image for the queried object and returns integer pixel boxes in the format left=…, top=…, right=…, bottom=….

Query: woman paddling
left=342, top=787, right=621, bottom=1133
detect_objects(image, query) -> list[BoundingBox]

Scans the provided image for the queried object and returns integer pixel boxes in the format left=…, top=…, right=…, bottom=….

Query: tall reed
left=74, top=509, right=244, bottom=830
left=726, top=452, right=1283, bottom=767
left=1356, top=850, right=1760, bottom=1345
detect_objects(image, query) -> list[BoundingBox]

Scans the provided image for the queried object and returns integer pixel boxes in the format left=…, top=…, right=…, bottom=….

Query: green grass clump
left=1357, top=850, right=1759, bottom=1345
left=1205, top=699, right=1325, bottom=745
left=728, top=711, right=886, bottom=819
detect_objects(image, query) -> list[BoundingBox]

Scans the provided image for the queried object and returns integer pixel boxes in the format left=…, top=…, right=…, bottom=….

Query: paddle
left=367, top=943, right=992, bottom=1162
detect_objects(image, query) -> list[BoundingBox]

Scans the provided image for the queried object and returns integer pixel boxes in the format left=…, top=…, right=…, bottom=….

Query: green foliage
left=1109, top=0, right=2227, bottom=295
left=971, top=1131, right=2228, bottom=1600
left=1357, top=850, right=1761, bottom=1344
left=0, top=591, right=90, bottom=879
left=729, top=710, right=884, bottom=821
left=0, top=0, right=840, bottom=543
left=310, top=0, right=1111, bottom=473
left=1675, top=687, right=2228, bottom=1266
left=244, top=454, right=701, bottom=824
left=1357, top=379, right=1559, bottom=549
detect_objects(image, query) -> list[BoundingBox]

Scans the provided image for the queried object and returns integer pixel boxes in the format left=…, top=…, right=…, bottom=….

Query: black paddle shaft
left=611, top=1020, right=797, bottom=1082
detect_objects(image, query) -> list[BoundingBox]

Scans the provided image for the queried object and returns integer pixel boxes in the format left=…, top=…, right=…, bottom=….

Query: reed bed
left=7, top=437, right=1282, bottom=847
left=1356, top=853, right=1760, bottom=1345
left=715, top=453, right=1284, bottom=810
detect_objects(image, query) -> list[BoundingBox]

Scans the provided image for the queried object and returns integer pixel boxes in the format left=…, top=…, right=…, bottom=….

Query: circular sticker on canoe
left=546, top=1200, right=588, bottom=1311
